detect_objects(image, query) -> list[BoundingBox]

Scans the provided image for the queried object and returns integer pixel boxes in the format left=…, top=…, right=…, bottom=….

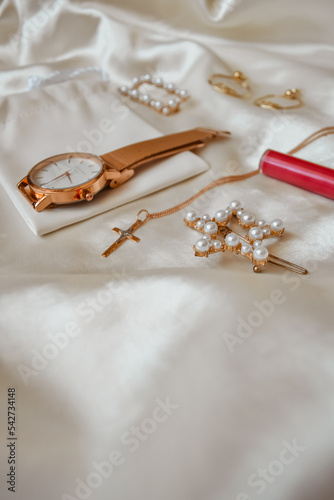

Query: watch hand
left=42, top=171, right=70, bottom=185
left=65, top=171, right=72, bottom=183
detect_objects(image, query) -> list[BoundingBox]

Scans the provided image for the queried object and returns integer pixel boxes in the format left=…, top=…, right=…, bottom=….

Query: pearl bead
left=229, top=200, right=242, bottom=210
left=204, top=221, right=218, bottom=235
left=225, top=233, right=240, bottom=248
left=174, top=88, right=180, bottom=94
left=248, top=227, right=263, bottom=241
left=154, top=77, right=163, bottom=87
left=270, top=219, right=284, bottom=232
left=120, top=85, right=128, bottom=94
left=262, top=227, right=271, bottom=236
left=179, top=89, right=188, bottom=98
left=241, top=243, right=252, bottom=255
left=165, top=82, right=175, bottom=91
left=253, top=246, right=269, bottom=262
left=258, top=219, right=267, bottom=228
left=236, top=209, right=244, bottom=218
left=241, top=213, right=255, bottom=226
left=150, top=100, right=156, bottom=107
left=162, top=107, right=170, bottom=115
left=175, top=97, right=181, bottom=104
left=196, top=219, right=205, bottom=229
left=214, top=210, right=228, bottom=222
left=195, top=238, right=210, bottom=252
left=168, top=99, right=178, bottom=108
left=202, top=214, right=211, bottom=222
left=185, top=210, right=197, bottom=222
left=155, top=101, right=163, bottom=110
left=202, top=234, right=212, bottom=242
left=143, top=94, right=150, bottom=103
left=132, top=77, right=139, bottom=85
left=140, top=74, right=151, bottom=81
left=130, top=89, right=139, bottom=98
left=212, top=240, right=222, bottom=250
left=253, top=240, right=262, bottom=248
left=225, top=208, right=232, bottom=216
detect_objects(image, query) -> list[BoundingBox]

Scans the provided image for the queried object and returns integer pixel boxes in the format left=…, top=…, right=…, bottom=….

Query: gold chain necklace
left=101, top=169, right=260, bottom=257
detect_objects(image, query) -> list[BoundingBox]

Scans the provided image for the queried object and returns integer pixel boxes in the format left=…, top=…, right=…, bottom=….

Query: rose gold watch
left=17, top=127, right=230, bottom=211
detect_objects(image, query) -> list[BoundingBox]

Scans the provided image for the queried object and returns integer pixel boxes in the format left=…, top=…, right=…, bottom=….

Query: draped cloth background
left=0, top=1, right=334, bottom=499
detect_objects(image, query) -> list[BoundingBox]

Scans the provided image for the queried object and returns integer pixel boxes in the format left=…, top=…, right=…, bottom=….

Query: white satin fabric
left=1, top=2, right=334, bottom=500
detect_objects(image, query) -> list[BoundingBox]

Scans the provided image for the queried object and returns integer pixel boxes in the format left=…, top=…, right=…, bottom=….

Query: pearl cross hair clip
left=185, top=200, right=307, bottom=274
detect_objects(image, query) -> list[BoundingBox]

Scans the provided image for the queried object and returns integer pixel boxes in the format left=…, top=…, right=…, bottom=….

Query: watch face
left=29, top=153, right=103, bottom=190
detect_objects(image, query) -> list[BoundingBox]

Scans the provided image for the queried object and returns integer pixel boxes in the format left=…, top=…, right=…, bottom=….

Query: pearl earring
left=185, top=200, right=307, bottom=274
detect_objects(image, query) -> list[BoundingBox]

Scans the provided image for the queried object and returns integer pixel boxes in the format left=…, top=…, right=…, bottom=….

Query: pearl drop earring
left=185, top=200, right=307, bottom=274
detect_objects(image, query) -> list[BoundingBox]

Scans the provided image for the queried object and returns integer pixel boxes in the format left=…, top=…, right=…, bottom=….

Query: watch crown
left=83, top=190, right=93, bottom=201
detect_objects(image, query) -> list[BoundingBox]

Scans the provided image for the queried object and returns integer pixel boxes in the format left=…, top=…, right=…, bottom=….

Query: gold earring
left=254, top=88, right=303, bottom=110
left=208, top=71, right=251, bottom=99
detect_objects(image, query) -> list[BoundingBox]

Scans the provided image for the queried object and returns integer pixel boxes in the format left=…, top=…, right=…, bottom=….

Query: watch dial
left=30, top=154, right=103, bottom=190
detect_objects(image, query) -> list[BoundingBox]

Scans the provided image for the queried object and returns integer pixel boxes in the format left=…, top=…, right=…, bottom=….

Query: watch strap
left=100, top=128, right=230, bottom=171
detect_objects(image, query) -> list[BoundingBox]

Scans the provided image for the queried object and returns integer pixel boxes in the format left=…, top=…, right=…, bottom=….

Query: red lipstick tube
left=260, top=149, right=334, bottom=200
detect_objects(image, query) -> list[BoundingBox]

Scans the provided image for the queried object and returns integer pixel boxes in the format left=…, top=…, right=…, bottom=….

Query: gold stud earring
left=254, top=88, right=303, bottom=110
left=208, top=71, right=251, bottom=99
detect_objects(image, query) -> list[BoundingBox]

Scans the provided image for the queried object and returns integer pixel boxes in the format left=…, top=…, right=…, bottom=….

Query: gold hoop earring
left=208, top=71, right=251, bottom=99
left=254, top=89, right=303, bottom=110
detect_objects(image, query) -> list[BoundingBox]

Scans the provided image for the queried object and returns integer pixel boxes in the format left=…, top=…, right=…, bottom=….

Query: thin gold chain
left=144, top=169, right=260, bottom=220
left=139, top=127, right=334, bottom=221
left=287, top=126, right=334, bottom=155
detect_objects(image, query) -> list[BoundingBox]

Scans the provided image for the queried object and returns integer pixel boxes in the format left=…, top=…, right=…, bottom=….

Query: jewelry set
left=118, top=70, right=303, bottom=114
left=16, top=63, right=334, bottom=276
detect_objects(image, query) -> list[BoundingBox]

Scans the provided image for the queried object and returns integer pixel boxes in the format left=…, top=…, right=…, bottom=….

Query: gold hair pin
left=184, top=200, right=307, bottom=274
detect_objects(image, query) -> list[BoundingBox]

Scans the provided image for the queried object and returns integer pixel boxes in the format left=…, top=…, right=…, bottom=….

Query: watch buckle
left=108, top=168, right=135, bottom=189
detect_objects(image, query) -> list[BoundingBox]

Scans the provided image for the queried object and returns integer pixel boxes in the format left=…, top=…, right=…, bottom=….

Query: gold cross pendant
left=102, top=210, right=149, bottom=257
